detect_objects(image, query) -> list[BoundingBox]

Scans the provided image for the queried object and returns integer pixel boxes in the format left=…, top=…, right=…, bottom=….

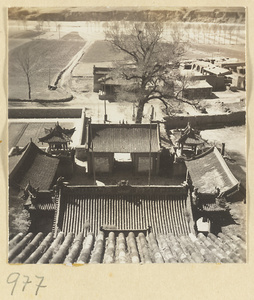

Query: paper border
left=1, top=1, right=253, bottom=299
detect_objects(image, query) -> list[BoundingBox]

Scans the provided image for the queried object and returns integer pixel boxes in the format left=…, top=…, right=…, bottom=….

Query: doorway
left=114, top=153, right=133, bottom=174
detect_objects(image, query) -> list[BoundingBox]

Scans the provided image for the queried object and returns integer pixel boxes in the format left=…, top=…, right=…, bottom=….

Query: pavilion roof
left=39, top=122, right=75, bottom=144
left=178, top=123, right=205, bottom=146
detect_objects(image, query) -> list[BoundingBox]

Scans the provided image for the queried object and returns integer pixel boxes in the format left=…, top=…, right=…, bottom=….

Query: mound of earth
left=60, top=31, right=84, bottom=42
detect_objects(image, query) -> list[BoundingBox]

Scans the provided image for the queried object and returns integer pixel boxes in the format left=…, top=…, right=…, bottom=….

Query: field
left=8, top=30, right=43, bottom=50
left=8, top=32, right=85, bottom=100
left=79, top=40, right=126, bottom=63
left=185, top=43, right=245, bottom=61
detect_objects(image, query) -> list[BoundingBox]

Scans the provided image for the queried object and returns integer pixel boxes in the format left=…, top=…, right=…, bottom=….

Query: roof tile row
left=8, top=230, right=246, bottom=264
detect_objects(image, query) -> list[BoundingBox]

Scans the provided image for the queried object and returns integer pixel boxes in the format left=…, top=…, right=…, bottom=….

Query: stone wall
left=164, top=111, right=245, bottom=130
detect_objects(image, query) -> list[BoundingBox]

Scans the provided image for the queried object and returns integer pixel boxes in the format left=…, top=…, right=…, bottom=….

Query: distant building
left=93, top=64, right=113, bottom=93
left=93, top=63, right=136, bottom=101
left=183, top=80, right=213, bottom=100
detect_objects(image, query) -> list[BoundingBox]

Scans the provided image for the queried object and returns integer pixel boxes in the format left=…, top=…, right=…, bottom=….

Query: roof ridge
left=213, top=147, right=239, bottom=186
left=185, top=146, right=214, bottom=161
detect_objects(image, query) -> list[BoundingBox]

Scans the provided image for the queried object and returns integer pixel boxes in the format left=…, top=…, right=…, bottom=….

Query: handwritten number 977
left=7, top=273, right=46, bottom=296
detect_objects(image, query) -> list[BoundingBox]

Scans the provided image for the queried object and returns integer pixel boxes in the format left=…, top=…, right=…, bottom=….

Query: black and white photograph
left=8, top=7, right=246, bottom=265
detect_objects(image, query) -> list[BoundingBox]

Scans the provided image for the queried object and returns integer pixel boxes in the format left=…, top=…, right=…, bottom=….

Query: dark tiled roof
left=185, top=147, right=239, bottom=194
left=183, top=137, right=204, bottom=145
left=9, top=142, right=60, bottom=190
left=56, top=189, right=192, bottom=236
left=20, top=155, right=59, bottom=190
left=8, top=230, right=246, bottom=264
left=178, top=123, right=205, bottom=146
left=9, top=143, right=30, bottom=175
left=39, top=123, right=75, bottom=144
left=89, top=123, right=160, bottom=153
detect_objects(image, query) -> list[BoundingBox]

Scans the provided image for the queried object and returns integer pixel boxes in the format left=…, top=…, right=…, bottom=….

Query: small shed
left=183, top=80, right=213, bottom=100
left=98, top=76, right=134, bottom=101
left=87, top=123, right=161, bottom=174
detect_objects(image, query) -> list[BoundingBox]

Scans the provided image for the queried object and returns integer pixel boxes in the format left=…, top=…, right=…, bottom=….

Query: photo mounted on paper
left=8, top=7, right=246, bottom=264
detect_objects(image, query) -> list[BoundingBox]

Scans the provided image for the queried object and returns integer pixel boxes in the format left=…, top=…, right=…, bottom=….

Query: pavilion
left=172, top=122, right=205, bottom=157
left=39, top=122, right=75, bottom=153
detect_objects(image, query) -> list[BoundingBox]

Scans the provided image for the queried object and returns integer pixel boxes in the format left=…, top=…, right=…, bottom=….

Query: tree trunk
left=135, top=100, right=145, bottom=124
left=26, top=74, right=31, bottom=100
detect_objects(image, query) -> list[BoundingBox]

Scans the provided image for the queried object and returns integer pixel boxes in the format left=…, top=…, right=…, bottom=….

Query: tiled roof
left=8, top=230, right=246, bottom=264
left=56, top=187, right=192, bottom=236
left=89, top=123, right=161, bottom=153
left=9, top=142, right=60, bottom=190
left=9, top=143, right=30, bottom=175
left=177, top=123, right=205, bottom=146
left=39, top=123, right=75, bottom=144
left=185, top=147, right=239, bottom=194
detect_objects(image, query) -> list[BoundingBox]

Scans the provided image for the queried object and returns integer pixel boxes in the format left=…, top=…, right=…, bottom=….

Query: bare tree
left=14, top=47, right=38, bottom=99
left=21, top=18, right=27, bottom=31
left=57, top=23, right=61, bottom=39
left=228, top=25, right=235, bottom=45
left=211, top=23, right=219, bottom=44
left=105, top=22, right=193, bottom=123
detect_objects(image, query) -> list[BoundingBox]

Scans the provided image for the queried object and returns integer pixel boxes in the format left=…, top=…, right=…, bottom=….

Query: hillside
left=8, top=7, right=245, bottom=24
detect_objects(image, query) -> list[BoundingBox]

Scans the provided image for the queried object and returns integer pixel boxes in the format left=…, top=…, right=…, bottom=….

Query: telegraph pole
left=104, top=100, right=107, bottom=123
left=148, top=105, right=154, bottom=186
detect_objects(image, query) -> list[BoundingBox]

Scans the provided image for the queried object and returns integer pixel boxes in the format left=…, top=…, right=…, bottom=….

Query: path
left=56, top=40, right=95, bottom=93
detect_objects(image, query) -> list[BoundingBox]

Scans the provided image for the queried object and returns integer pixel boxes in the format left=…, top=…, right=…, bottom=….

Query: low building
left=183, top=80, right=213, bottom=100
left=85, top=123, right=162, bottom=175
left=98, top=75, right=135, bottom=101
